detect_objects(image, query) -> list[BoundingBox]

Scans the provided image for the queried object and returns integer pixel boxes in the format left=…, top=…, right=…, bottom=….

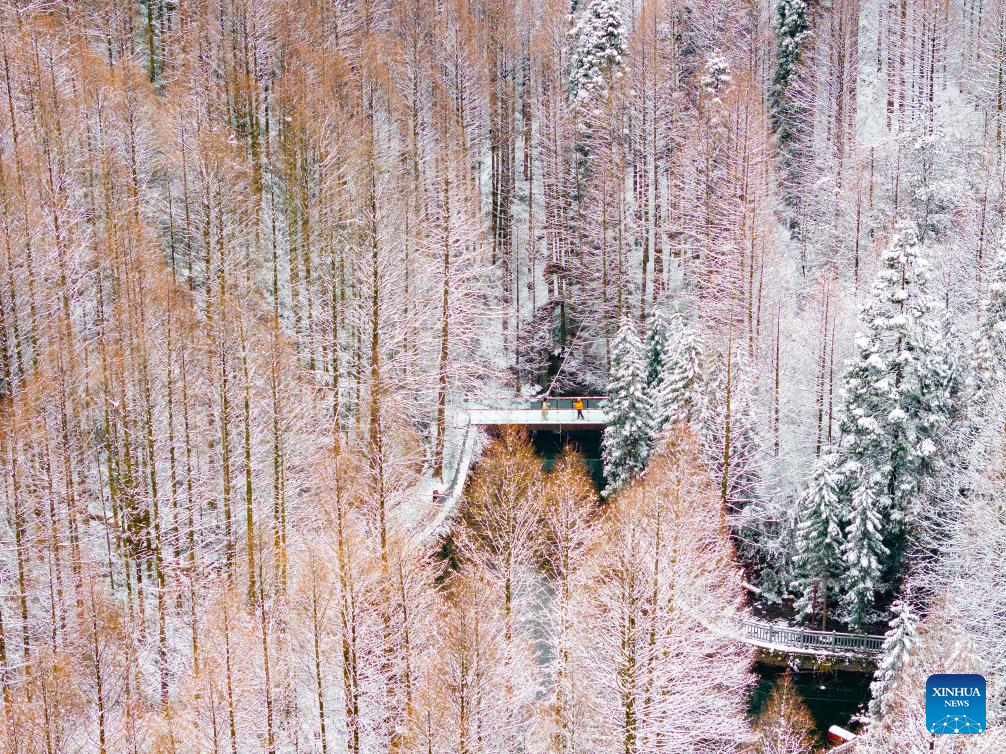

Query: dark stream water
left=529, top=427, right=604, bottom=488
left=749, top=664, right=871, bottom=742
left=528, top=427, right=874, bottom=744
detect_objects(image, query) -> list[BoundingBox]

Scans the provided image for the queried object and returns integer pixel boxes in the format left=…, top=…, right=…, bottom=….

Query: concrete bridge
left=466, top=395, right=609, bottom=431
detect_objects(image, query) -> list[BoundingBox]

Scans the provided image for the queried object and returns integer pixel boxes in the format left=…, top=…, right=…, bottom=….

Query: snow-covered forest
left=0, top=0, right=1004, bottom=750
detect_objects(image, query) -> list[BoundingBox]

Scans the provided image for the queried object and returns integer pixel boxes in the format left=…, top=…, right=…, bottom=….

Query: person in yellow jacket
left=541, top=398, right=550, bottom=419
left=574, top=398, right=585, bottom=419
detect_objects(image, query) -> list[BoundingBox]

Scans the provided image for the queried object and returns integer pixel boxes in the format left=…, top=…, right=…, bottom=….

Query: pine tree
left=904, top=125, right=963, bottom=244
left=916, top=309, right=960, bottom=474
left=974, top=236, right=1006, bottom=397
left=568, top=0, right=627, bottom=178
left=868, top=598, right=919, bottom=724
left=835, top=222, right=952, bottom=624
left=839, top=224, right=926, bottom=520
left=791, top=454, right=845, bottom=628
left=771, top=0, right=812, bottom=142
left=842, top=474, right=890, bottom=628
left=643, top=308, right=676, bottom=389
left=568, top=0, right=627, bottom=107
left=602, top=319, right=654, bottom=497
left=701, top=49, right=732, bottom=103
left=654, top=320, right=705, bottom=431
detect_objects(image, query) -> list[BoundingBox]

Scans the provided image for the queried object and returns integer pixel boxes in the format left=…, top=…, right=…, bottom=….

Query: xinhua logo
left=926, top=674, right=986, bottom=735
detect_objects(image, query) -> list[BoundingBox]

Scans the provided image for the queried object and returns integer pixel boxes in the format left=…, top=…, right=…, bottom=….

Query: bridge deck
left=740, top=619, right=884, bottom=657
left=467, top=407, right=608, bottom=430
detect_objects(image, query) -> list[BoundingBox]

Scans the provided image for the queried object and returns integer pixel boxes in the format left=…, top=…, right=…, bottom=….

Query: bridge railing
left=465, top=396, right=607, bottom=411
left=741, top=619, right=884, bottom=655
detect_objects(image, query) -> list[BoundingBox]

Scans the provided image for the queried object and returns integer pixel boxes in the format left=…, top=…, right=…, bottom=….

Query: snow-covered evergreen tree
left=842, top=475, right=890, bottom=628
left=974, top=236, right=1006, bottom=397
left=904, top=125, right=964, bottom=243
left=643, top=308, right=676, bottom=389
left=771, top=0, right=812, bottom=142
left=915, top=309, right=961, bottom=475
left=568, top=0, right=626, bottom=181
left=868, top=598, right=919, bottom=724
left=701, top=48, right=732, bottom=104
left=602, top=319, right=653, bottom=497
left=835, top=222, right=954, bottom=624
left=840, top=223, right=930, bottom=516
left=568, top=0, right=626, bottom=132
left=791, top=454, right=846, bottom=627
left=655, top=321, right=705, bottom=430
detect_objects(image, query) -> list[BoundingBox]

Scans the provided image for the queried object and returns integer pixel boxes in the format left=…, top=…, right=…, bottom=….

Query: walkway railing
left=740, top=619, right=884, bottom=656
left=465, top=396, right=607, bottom=411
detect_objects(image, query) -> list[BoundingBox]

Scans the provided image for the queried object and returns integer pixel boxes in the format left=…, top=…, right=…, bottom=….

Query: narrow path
left=416, top=415, right=477, bottom=541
